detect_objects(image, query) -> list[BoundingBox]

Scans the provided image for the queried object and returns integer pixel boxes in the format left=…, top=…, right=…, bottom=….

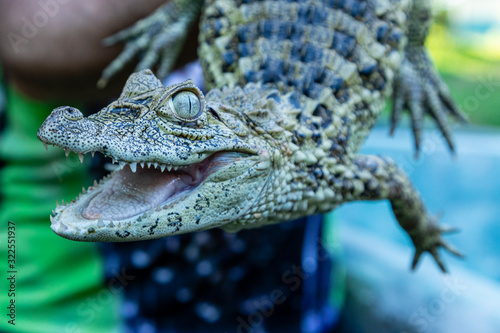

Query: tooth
left=160, top=164, right=166, bottom=172
left=56, top=200, right=59, bottom=208
left=97, top=218, right=104, bottom=227
left=91, top=151, right=95, bottom=158
left=130, top=162, right=137, bottom=173
left=155, top=206, right=162, bottom=212
left=93, top=179, right=98, bottom=186
left=153, top=162, right=158, bottom=169
left=50, top=215, right=56, bottom=224
left=108, top=221, right=114, bottom=227
left=60, top=222, right=68, bottom=230
left=99, top=179, right=104, bottom=185
left=140, top=162, right=145, bottom=168
left=167, top=165, right=172, bottom=171
left=147, top=162, right=152, bottom=168
left=137, top=216, right=142, bottom=222
left=82, top=187, right=87, bottom=194
left=64, top=148, right=70, bottom=157
left=142, top=212, right=148, bottom=218
left=173, top=166, right=179, bottom=171
left=61, top=199, right=65, bottom=205
left=112, top=158, right=116, bottom=164
left=52, top=209, right=55, bottom=215
left=119, top=161, right=126, bottom=169
left=255, top=160, right=271, bottom=170
left=78, top=153, right=85, bottom=163
left=43, top=142, right=48, bottom=151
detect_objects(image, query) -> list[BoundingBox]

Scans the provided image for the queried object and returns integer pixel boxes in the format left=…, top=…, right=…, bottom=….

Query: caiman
left=37, top=0, right=465, bottom=272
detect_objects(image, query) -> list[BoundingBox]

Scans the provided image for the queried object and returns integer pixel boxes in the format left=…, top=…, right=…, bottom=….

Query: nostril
left=61, top=106, right=83, bottom=121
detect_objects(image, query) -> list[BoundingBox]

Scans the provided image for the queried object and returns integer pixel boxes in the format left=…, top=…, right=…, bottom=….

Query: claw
left=411, top=222, right=463, bottom=273
left=135, top=32, right=171, bottom=70
left=97, top=0, right=202, bottom=87
left=408, top=98, right=423, bottom=155
left=440, top=226, right=460, bottom=235
left=390, top=89, right=404, bottom=136
left=156, top=33, right=185, bottom=78
left=411, top=249, right=423, bottom=270
left=437, top=83, right=468, bottom=123
left=102, top=25, right=139, bottom=47
left=430, top=248, right=448, bottom=273
left=425, top=85, right=456, bottom=152
left=392, top=47, right=464, bottom=155
left=391, top=60, right=424, bottom=156
left=439, top=240, right=465, bottom=259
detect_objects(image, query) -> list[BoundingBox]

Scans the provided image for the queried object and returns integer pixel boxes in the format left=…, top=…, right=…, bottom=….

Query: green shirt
left=0, top=83, right=119, bottom=333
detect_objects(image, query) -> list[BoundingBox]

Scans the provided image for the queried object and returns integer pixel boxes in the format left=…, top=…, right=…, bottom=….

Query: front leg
left=98, top=0, right=204, bottom=88
left=344, top=154, right=462, bottom=272
left=391, top=0, right=467, bottom=154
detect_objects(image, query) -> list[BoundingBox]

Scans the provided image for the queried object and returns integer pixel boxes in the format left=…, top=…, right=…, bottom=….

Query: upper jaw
left=38, top=107, right=258, bottom=166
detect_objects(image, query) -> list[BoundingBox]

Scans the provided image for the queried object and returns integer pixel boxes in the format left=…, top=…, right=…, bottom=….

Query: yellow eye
left=170, top=91, right=201, bottom=120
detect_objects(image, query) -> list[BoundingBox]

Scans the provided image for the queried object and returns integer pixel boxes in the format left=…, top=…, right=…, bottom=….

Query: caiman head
left=38, top=69, right=300, bottom=241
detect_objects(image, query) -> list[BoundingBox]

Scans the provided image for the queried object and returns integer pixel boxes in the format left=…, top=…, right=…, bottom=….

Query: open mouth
left=84, top=162, right=203, bottom=221
left=46, top=148, right=258, bottom=241
left=74, top=152, right=242, bottom=222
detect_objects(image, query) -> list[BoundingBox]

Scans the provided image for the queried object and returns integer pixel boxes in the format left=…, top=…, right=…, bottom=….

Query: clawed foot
left=410, top=218, right=464, bottom=273
left=98, top=0, right=202, bottom=88
left=391, top=47, right=468, bottom=156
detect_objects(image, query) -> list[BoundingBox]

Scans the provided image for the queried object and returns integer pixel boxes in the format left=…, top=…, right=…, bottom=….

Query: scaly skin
left=38, top=0, right=464, bottom=272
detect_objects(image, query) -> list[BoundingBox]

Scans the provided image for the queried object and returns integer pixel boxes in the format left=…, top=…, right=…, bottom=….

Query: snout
left=37, top=106, right=83, bottom=140
left=37, top=106, right=100, bottom=151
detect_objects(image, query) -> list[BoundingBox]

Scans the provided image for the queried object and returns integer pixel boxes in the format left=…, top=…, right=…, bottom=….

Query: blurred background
left=337, top=1, right=500, bottom=332
left=0, top=0, right=499, bottom=332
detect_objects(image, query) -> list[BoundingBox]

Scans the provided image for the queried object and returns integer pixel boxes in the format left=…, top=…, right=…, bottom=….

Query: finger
left=425, top=85, right=456, bottom=153
left=430, top=248, right=448, bottom=273
left=411, top=249, right=423, bottom=270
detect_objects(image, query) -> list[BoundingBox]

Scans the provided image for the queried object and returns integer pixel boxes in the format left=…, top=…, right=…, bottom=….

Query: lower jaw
left=49, top=174, right=196, bottom=242
left=49, top=178, right=207, bottom=242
